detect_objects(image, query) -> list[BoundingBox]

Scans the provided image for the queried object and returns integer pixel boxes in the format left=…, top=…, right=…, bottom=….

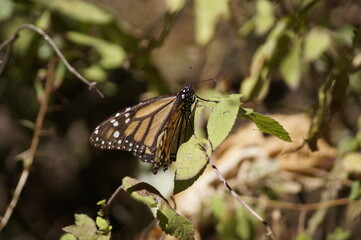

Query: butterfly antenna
left=190, top=77, right=217, bottom=85
left=185, top=66, right=193, bottom=85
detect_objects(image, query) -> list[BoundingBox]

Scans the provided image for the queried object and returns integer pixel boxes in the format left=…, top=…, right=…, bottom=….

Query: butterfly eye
left=90, top=84, right=196, bottom=174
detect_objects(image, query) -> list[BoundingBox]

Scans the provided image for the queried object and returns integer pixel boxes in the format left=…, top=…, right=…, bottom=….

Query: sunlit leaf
left=207, top=94, right=241, bottom=149
left=122, top=177, right=195, bottom=240
left=342, top=153, right=361, bottom=175
left=210, top=196, right=227, bottom=220
left=166, top=0, right=186, bottom=13
left=60, top=233, right=77, bottom=240
left=62, top=214, right=110, bottom=240
left=174, top=137, right=211, bottom=194
left=83, top=65, right=107, bottom=82
left=241, top=18, right=288, bottom=100
left=35, top=10, right=51, bottom=29
left=304, top=28, right=331, bottom=61
left=254, top=0, right=275, bottom=35
left=295, top=231, right=312, bottom=240
left=280, top=39, right=302, bottom=90
left=195, top=0, right=229, bottom=45
left=239, top=108, right=292, bottom=142
left=0, top=0, right=14, bottom=21
left=326, top=227, right=351, bottom=240
left=67, top=32, right=126, bottom=69
left=349, top=181, right=361, bottom=200
left=40, top=0, right=112, bottom=24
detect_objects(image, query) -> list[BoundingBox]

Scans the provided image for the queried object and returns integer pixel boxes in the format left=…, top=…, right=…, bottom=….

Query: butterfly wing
left=90, top=94, right=178, bottom=163
left=152, top=96, right=193, bottom=173
left=151, top=84, right=195, bottom=173
left=90, top=84, right=196, bottom=174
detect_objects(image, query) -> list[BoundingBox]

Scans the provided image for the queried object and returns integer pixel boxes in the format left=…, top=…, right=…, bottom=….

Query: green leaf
left=210, top=196, right=227, bottom=220
left=241, top=18, right=288, bottom=100
left=60, top=233, right=77, bottom=240
left=234, top=207, right=253, bottom=240
left=349, top=181, right=361, bottom=200
left=207, top=94, right=241, bottom=149
left=62, top=214, right=110, bottom=240
left=343, top=153, right=361, bottom=175
left=166, top=0, right=186, bottom=13
left=304, top=28, right=331, bottom=61
left=0, top=0, right=14, bottom=21
left=195, top=0, right=229, bottom=45
left=157, top=201, right=195, bottom=240
left=122, top=177, right=160, bottom=208
left=239, top=108, right=292, bottom=142
left=326, top=227, right=351, bottom=240
left=280, top=39, right=302, bottom=90
left=174, top=137, right=211, bottom=194
left=35, top=10, right=51, bottom=29
left=67, top=32, right=126, bottom=69
left=40, top=0, right=112, bottom=24
left=254, top=0, right=275, bottom=35
left=83, top=65, right=107, bottom=82
left=96, top=216, right=111, bottom=234
left=295, top=231, right=312, bottom=240
left=122, top=177, right=195, bottom=240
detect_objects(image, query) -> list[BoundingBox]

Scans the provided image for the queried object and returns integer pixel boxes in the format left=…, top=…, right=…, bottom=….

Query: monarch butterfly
left=90, top=83, right=196, bottom=174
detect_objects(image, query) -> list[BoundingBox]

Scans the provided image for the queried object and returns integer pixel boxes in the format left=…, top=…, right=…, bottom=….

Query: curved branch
left=0, top=24, right=104, bottom=98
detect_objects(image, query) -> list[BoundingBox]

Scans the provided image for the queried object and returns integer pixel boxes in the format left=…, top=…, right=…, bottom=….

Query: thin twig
left=240, top=195, right=350, bottom=212
left=0, top=59, right=56, bottom=231
left=106, top=185, right=124, bottom=209
left=0, top=42, right=12, bottom=74
left=207, top=154, right=278, bottom=240
left=0, top=24, right=104, bottom=98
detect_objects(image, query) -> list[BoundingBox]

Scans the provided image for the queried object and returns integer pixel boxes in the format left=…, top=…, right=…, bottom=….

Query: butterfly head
left=179, top=83, right=196, bottom=104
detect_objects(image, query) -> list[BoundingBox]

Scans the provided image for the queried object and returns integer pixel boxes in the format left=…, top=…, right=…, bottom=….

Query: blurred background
left=0, top=0, right=361, bottom=239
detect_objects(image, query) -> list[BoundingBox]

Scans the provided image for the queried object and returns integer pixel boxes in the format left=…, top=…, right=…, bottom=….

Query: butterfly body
left=90, top=83, right=195, bottom=174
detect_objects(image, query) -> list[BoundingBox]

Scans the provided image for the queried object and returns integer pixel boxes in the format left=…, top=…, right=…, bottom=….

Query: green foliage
left=239, top=108, right=292, bottom=142
left=349, top=181, right=361, bottom=200
left=66, top=32, right=126, bottom=70
left=60, top=233, right=77, bottom=240
left=326, top=227, right=351, bottom=240
left=207, top=94, right=242, bottom=149
left=304, top=28, right=331, bottom=61
left=0, top=0, right=14, bottom=21
left=241, top=18, right=289, bottom=100
left=37, top=0, right=113, bottom=24
left=62, top=214, right=111, bottom=240
left=2, top=0, right=360, bottom=239
left=194, top=0, right=229, bottom=45
left=280, top=39, right=302, bottom=89
left=174, top=137, right=211, bottom=194
left=338, top=115, right=361, bottom=156
left=295, top=231, right=313, bottom=240
left=122, top=177, right=195, bottom=240
left=210, top=196, right=261, bottom=240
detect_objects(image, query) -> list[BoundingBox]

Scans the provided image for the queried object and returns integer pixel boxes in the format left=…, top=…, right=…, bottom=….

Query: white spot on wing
left=115, top=113, right=120, bottom=117
left=113, top=121, right=119, bottom=127
left=125, top=118, right=130, bottom=124
left=113, top=131, right=120, bottom=138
